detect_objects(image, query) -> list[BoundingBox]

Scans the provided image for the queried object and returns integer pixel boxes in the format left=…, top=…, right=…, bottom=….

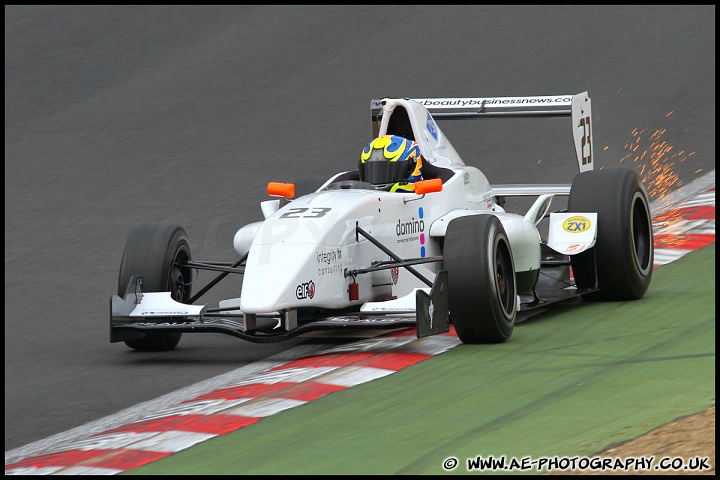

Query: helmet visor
left=360, top=160, right=412, bottom=185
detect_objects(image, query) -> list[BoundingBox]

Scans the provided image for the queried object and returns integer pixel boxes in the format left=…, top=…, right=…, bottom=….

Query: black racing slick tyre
left=568, top=168, right=654, bottom=301
left=117, top=222, right=193, bottom=351
left=444, top=214, right=517, bottom=344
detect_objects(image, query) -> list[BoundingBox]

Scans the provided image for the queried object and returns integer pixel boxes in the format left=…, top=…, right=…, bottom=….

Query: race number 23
left=279, top=207, right=332, bottom=219
left=580, top=115, right=592, bottom=166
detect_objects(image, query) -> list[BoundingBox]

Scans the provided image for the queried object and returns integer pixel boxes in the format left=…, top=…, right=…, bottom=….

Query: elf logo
left=563, top=215, right=591, bottom=233
left=296, top=280, right=315, bottom=300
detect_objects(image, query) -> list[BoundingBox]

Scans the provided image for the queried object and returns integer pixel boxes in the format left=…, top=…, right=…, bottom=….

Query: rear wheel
left=568, top=168, right=654, bottom=300
left=444, top=215, right=517, bottom=343
left=117, top=222, right=193, bottom=351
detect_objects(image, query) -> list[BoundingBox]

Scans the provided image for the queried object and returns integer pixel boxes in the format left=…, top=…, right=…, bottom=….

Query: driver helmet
left=359, top=135, right=423, bottom=186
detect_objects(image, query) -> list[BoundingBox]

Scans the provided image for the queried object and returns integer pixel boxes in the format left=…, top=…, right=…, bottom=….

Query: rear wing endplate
left=371, top=92, right=593, bottom=173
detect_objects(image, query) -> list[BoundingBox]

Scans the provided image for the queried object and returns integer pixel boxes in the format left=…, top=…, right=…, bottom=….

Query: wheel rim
left=631, top=192, right=653, bottom=275
left=495, top=240, right=515, bottom=316
left=168, top=246, right=191, bottom=303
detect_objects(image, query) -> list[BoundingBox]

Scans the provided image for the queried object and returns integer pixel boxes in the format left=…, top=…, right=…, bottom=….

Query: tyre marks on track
left=5, top=172, right=715, bottom=475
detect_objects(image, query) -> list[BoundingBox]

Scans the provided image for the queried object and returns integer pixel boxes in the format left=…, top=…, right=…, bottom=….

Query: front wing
left=111, top=262, right=596, bottom=344
left=110, top=274, right=450, bottom=344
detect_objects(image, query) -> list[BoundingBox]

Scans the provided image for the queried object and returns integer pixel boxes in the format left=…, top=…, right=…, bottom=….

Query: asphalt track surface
left=4, top=5, right=715, bottom=455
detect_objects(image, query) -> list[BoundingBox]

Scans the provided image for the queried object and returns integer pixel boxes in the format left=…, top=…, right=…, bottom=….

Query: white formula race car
left=109, top=92, right=654, bottom=351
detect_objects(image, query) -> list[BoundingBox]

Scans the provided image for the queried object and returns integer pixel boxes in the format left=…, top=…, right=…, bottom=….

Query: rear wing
left=371, top=92, right=593, bottom=174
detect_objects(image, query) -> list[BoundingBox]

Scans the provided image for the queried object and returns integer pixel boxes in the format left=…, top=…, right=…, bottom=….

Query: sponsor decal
left=391, top=266, right=399, bottom=285
left=141, top=311, right=189, bottom=315
left=563, top=215, right=591, bottom=233
left=396, top=217, right=425, bottom=236
left=565, top=243, right=583, bottom=253
left=366, top=306, right=415, bottom=312
left=296, top=280, right=316, bottom=300
left=419, top=207, right=426, bottom=258
left=426, top=112, right=439, bottom=141
left=318, top=265, right=342, bottom=276
left=418, top=96, right=572, bottom=107
left=395, top=207, right=427, bottom=257
left=316, top=247, right=344, bottom=275
left=136, top=321, right=195, bottom=325
left=316, top=248, right=342, bottom=264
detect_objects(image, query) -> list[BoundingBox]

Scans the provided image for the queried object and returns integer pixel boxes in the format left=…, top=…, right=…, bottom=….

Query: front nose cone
left=240, top=242, right=317, bottom=313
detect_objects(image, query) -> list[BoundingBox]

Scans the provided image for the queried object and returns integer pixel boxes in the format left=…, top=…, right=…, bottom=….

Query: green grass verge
left=125, top=245, right=715, bottom=475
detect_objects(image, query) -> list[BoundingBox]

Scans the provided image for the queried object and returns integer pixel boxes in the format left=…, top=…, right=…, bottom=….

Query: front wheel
left=444, top=214, right=517, bottom=344
left=117, top=222, right=193, bottom=351
left=568, top=168, right=654, bottom=301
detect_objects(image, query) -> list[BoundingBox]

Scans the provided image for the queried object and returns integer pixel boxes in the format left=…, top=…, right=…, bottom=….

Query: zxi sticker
left=563, top=216, right=591, bottom=233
